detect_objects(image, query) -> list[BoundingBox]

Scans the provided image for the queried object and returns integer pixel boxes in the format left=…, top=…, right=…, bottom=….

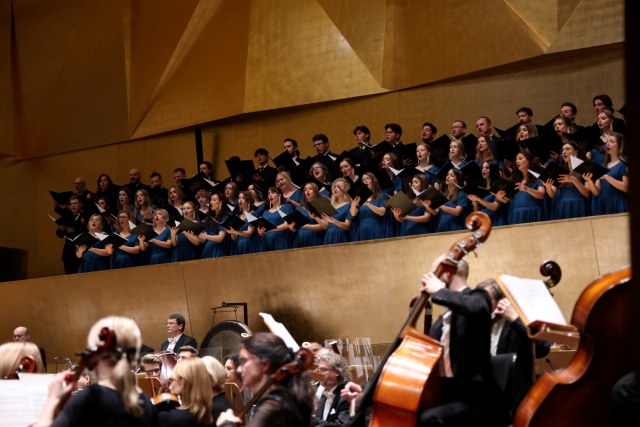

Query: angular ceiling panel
left=131, top=0, right=250, bottom=139
left=243, top=0, right=386, bottom=113
left=317, top=0, right=387, bottom=85
left=125, top=0, right=200, bottom=135
left=503, top=0, right=558, bottom=47
left=389, top=0, right=547, bottom=90
left=548, top=0, right=624, bottom=53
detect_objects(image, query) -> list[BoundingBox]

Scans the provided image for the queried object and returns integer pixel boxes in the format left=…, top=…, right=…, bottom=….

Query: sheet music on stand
left=494, top=273, right=580, bottom=346
left=259, top=313, right=300, bottom=352
left=0, top=373, right=54, bottom=427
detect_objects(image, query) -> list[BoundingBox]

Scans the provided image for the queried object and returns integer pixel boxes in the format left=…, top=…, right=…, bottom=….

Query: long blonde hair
left=201, top=355, right=227, bottom=394
left=0, top=342, right=43, bottom=378
left=171, top=358, right=214, bottom=424
left=87, top=316, right=143, bottom=417
left=331, top=178, right=350, bottom=205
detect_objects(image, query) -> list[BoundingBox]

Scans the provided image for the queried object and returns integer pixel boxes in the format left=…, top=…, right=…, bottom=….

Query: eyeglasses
left=316, top=367, right=331, bottom=373
left=13, top=334, right=26, bottom=339
left=145, top=368, right=161, bottom=375
left=166, top=322, right=178, bottom=326
left=451, top=125, right=463, bottom=129
left=238, top=355, right=257, bottom=366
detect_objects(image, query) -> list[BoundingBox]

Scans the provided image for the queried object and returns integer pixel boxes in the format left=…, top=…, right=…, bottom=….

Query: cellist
left=418, top=255, right=506, bottom=427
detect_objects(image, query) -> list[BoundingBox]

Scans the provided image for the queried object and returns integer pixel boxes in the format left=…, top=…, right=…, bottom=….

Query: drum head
left=200, top=320, right=252, bottom=361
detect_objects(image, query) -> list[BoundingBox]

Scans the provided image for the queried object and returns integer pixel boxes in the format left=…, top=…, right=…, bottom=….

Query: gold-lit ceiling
left=0, top=0, right=624, bottom=158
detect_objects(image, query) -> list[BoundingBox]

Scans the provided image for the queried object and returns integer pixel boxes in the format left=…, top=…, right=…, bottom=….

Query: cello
left=514, top=266, right=633, bottom=426
left=352, top=212, right=492, bottom=427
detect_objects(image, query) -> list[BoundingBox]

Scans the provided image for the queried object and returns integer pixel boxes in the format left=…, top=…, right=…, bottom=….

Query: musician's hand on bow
left=420, top=272, right=445, bottom=295
left=340, top=381, right=363, bottom=403
left=216, top=408, right=242, bottom=426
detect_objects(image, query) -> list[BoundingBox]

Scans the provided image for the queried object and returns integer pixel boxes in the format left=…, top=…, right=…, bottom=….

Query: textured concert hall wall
left=0, top=0, right=626, bottom=279
left=0, top=214, right=629, bottom=372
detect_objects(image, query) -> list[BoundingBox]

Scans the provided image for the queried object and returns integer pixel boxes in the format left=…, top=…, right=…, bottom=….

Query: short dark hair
left=593, top=94, right=614, bottom=110
left=312, top=134, right=328, bottom=144
left=254, top=148, right=269, bottom=157
left=385, top=123, right=402, bottom=136
left=178, top=345, right=198, bottom=356
left=478, top=116, right=492, bottom=125
left=283, top=138, right=298, bottom=147
left=353, top=125, right=371, bottom=136
left=422, top=122, right=438, bottom=135
left=141, top=354, right=163, bottom=367
left=561, top=102, right=577, bottom=115
left=173, top=167, right=186, bottom=175
left=516, top=107, right=533, bottom=116
left=224, top=353, right=240, bottom=369
left=150, top=171, right=161, bottom=180
left=169, top=314, right=186, bottom=332
left=453, top=120, right=467, bottom=128
left=199, top=161, right=213, bottom=170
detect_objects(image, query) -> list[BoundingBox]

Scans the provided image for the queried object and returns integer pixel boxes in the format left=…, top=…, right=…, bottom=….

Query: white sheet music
left=498, top=274, right=567, bottom=326
left=259, top=313, right=300, bottom=352
left=0, top=374, right=53, bottom=427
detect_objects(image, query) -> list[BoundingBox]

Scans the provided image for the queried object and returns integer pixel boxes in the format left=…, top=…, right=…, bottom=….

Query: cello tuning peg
left=472, top=249, right=478, bottom=258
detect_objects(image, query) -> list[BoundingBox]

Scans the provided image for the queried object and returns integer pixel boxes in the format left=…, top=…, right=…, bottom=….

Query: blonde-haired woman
left=76, top=214, right=112, bottom=273
left=160, top=357, right=213, bottom=426
left=320, top=178, right=355, bottom=245
left=35, top=316, right=156, bottom=426
left=139, top=209, right=173, bottom=265
left=201, top=356, right=233, bottom=422
left=0, top=341, right=43, bottom=378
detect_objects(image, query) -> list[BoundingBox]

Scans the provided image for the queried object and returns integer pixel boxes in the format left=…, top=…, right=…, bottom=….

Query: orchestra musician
left=160, top=314, right=198, bottom=352
left=312, top=352, right=352, bottom=426
left=140, top=354, right=163, bottom=380
left=159, top=357, right=213, bottom=426
left=201, top=356, right=234, bottom=422
left=0, top=341, right=43, bottom=378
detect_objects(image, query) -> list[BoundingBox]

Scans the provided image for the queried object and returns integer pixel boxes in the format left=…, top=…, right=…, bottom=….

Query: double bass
left=352, top=212, right=492, bottom=426
left=514, top=266, right=633, bottom=426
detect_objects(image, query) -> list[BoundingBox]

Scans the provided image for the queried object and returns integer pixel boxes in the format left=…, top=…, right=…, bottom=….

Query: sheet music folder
left=493, top=273, right=580, bottom=346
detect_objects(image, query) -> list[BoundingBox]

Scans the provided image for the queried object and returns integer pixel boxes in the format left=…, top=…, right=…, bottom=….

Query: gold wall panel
left=0, top=0, right=12, bottom=156
left=12, top=0, right=129, bottom=158
left=503, top=0, right=558, bottom=47
left=548, top=0, right=624, bottom=53
left=558, top=0, right=583, bottom=30
left=317, top=0, right=387, bottom=85
left=0, top=214, right=629, bottom=371
left=243, top=0, right=387, bottom=113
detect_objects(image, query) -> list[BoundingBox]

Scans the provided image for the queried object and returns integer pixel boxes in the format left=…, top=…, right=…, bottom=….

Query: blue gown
left=424, top=166, right=440, bottom=187
left=286, top=189, right=303, bottom=205
left=261, top=205, right=293, bottom=251
left=293, top=208, right=324, bottom=248
left=147, top=228, right=172, bottom=265
left=593, top=161, right=628, bottom=215
left=507, top=180, right=546, bottom=225
left=353, top=199, right=386, bottom=241
left=478, top=194, right=507, bottom=227
left=111, top=233, right=139, bottom=269
left=201, top=221, right=228, bottom=259
left=234, top=217, right=262, bottom=255
left=171, top=222, right=203, bottom=262
left=399, top=205, right=431, bottom=236
left=78, top=238, right=110, bottom=273
left=551, top=184, right=590, bottom=220
left=589, top=143, right=606, bottom=166
left=323, top=204, right=353, bottom=244
left=436, top=192, right=470, bottom=232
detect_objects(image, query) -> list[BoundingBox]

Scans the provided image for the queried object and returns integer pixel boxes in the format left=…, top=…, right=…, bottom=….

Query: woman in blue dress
left=425, top=168, right=470, bottom=232
left=449, top=140, right=469, bottom=170
left=380, top=153, right=403, bottom=196
left=321, top=179, right=355, bottom=245
left=228, top=191, right=262, bottom=255
left=340, top=157, right=360, bottom=184
left=467, top=161, right=507, bottom=226
left=139, top=209, right=172, bottom=264
left=584, top=132, right=628, bottom=215
left=199, top=193, right=229, bottom=259
left=76, top=214, right=112, bottom=273
left=587, top=110, right=616, bottom=165
left=276, top=171, right=303, bottom=209
left=134, top=189, right=156, bottom=225
left=224, top=182, right=239, bottom=209
left=501, top=150, right=546, bottom=225
left=257, top=187, right=293, bottom=251
left=415, top=143, right=440, bottom=189
left=475, top=136, right=501, bottom=172
left=110, top=209, right=140, bottom=269
left=289, top=183, right=327, bottom=248
left=116, top=187, right=135, bottom=214
left=391, top=174, right=432, bottom=236
left=543, top=142, right=592, bottom=220
left=248, top=183, right=266, bottom=217
left=170, top=201, right=202, bottom=262
left=309, top=162, right=333, bottom=198
left=350, top=173, right=387, bottom=241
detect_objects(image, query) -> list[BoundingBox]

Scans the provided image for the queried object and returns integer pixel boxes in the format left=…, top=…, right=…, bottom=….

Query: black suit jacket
left=160, top=334, right=198, bottom=352
left=313, top=152, right=340, bottom=181
left=313, top=383, right=350, bottom=426
left=255, top=165, right=278, bottom=189
left=496, top=317, right=550, bottom=408
left=429, top=287, right=493, bottom=383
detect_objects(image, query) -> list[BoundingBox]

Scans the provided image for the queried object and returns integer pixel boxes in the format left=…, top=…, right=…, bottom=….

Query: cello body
left=514, top=266, right=633, bottom=427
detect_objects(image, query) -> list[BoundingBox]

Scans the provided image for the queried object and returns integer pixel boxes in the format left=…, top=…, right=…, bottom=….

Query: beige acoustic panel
left=558, top=0, right=583, bottom=30
left=503, top=0, right=558, bottom=47
left=590, top=214, right=631, bottom=276
left=548, top=0, right=625, bottom=53
left=124, top=0, right=200, bottom=136
left=0, top=0, right=13, bottom=156
left=317, top=0, right=387, bottom=85
left=12, top=0, right=129, bottom=158
left=386, top=0, right=546, bottom=90
left=131, top=0, right=250, bottom=139
left=243, top=0, right=387, bottom=113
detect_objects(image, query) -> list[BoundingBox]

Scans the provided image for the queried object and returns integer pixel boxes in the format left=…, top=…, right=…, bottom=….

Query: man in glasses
left=13, top=326, right=47, bottom=372
left=159, top=313, right=198, bottom=353
left=140, top=354, right=163, bottom=379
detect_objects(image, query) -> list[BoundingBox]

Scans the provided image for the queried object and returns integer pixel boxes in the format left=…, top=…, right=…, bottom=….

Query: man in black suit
left=149, top=171, right=168, bottom=201
left=125, top=167, right=152, bottom=194
left=160, top=313, right=198, bottom=352
left=349, top=126, right=374, bottom=173
left=252, top=148, right=277, bottom=189
left=419, top=255, right=505, bottom=427
left=311, top=134, right=339, bottom=180
left=55, top=195, right=85, bottom=274
left=313, top=352, right=351, bottom=426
